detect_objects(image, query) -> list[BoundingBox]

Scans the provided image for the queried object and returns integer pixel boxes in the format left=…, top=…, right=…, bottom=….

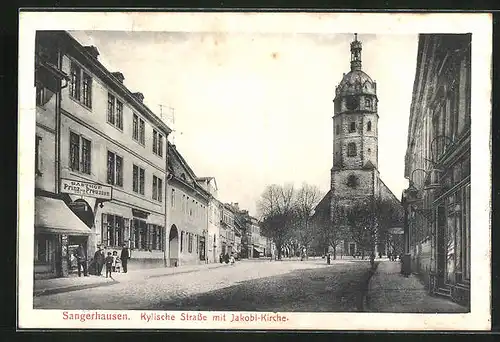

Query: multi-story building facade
left=221, top=204, right=236, bottom=256
left=248, top=216, right=265, bottom=258
left=34, top=31, right=172, bottom=278
left=197, top=177, right=220, bottom=263
left=403, top=34, right=471, bottom=307
left=166, top=143, right=209, bottom=266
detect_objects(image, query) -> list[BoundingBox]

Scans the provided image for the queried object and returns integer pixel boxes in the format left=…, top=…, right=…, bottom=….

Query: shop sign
left=61, top=178, right=112, bottom=200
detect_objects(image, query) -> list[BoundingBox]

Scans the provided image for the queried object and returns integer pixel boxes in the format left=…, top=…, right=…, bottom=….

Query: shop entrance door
left=67, top=236, right=88, bottom=275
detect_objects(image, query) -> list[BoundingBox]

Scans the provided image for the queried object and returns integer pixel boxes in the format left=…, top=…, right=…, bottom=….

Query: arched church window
left=367, top=121, right=372, bottom=131
left=347, top=142, right=357, bottom=157
left=349, top=122, right=356, bottom=133
left=365, top=98, right=372, bottom=108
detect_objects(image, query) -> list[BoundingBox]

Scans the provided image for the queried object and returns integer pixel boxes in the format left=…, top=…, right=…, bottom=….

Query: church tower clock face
left=346, top=96, right=359, bottom=110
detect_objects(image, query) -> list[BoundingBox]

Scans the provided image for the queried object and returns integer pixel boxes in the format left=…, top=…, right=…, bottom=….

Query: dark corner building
left=402, top=34, right=471, bottom=307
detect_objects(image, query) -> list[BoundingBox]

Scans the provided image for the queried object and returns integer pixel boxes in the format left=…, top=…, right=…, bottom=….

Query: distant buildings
left=33, top=30, right=267, bottom=279
left=402, top=34, right=471, bottom=307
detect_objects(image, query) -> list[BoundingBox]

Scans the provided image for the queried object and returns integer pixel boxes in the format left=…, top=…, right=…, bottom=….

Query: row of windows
left=335, top=121, right=372, bottom=135
left=68, top=61, right=165, bottom=158
left=101, top=214, right=164, bottom=251
left=170, top=189, right=206, bottom=219
left=68, top=132, right=163, bottom=201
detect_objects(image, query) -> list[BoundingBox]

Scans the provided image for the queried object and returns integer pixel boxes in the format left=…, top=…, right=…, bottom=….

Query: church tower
left=331, top=34, right=379, bottom=204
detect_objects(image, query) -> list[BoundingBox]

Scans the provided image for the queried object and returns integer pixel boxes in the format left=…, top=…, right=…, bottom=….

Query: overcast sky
left=69, top=31, right=418, bottom=217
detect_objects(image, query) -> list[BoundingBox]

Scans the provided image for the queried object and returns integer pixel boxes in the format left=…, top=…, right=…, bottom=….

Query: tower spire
left=350, top=33, right=362, bottom=71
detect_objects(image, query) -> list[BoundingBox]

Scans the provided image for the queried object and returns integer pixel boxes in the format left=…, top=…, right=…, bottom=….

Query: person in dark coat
left=93, top=245, right=105, bottom=276
left=104, top=252, right=114, bottom=278
left=120, top=244, right=130, bottom=273
left=75, top=244, right=88, bottom=277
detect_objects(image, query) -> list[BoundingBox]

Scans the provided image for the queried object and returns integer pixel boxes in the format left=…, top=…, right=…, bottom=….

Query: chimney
left=83, top=46, right=100, bottom=59
left=133, top=92, right=144, bottom=103
left=111, top=72, right=125, bottom=84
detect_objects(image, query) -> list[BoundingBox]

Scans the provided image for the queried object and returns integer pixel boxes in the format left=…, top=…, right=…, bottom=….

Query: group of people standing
left=93, top=244, right=131, bottom=277
left=73, top=243, right=131, bottom=278
left=219, top=252, right=236, bottom=265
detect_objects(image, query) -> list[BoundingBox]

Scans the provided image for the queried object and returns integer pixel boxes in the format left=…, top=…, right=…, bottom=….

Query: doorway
left=169, top=225, right=179, bottom=267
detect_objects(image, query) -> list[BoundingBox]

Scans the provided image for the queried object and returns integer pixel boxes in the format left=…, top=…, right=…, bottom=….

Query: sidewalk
left=365, top=261, right=468, bottom=313
left=34, top=262, right=227, bottom=297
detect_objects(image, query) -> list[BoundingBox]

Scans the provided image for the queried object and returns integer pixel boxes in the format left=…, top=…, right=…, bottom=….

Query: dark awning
left=253, top=246, right=264, bottom=253
left=35, top=196, right=92, bottom=236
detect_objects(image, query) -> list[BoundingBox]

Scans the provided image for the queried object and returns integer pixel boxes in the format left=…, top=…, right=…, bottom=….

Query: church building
left=313, top=34, right=403, bottom=258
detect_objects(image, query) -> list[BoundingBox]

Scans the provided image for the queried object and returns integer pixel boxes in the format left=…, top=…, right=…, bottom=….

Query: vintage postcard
left=18, top=11, right=492, bottom=330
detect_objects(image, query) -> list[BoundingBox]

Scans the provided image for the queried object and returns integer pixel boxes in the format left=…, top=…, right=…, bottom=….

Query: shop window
left=102, top=214, right=125, bottom=247
left=347, top=142, right=357, bottom=157
left=147, top=224, right=164, bottom=251
left=34, top=234, right=54, bottom=264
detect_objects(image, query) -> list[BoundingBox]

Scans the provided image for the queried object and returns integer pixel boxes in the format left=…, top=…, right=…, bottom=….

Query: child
left=105, top=252, right=114, bottom=278
left=230, top=253, right=235, bottom=265
left=112, top=251, right=118, bottom=272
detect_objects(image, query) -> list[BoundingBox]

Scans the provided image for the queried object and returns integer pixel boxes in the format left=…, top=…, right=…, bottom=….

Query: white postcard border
left=18, top=11, right=492, bottom=330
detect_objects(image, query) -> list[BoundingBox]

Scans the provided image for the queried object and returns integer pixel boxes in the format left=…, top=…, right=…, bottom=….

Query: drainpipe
left=165, top=171, right=173, bottom=267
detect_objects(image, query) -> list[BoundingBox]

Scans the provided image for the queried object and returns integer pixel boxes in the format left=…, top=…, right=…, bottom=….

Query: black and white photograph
left=18, top=11, right=491, bottom=330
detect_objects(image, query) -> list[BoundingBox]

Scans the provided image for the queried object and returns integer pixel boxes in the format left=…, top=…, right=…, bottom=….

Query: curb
left=358, top=261, right=379, bottom=311
left=34, top=263, right=229, bottom=297
left=34, top=279, right=119, bottom=297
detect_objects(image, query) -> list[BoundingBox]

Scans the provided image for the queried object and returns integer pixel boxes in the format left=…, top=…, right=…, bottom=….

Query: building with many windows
left=196, top=177, right=221, bottom=263
left=166, top=143, right=210, bottom=266
left=402, top=34, right=471, bottom=307
left=34, top=31, right=172, bottom=278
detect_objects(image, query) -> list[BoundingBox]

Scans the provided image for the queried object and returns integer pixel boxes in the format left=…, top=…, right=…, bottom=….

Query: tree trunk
left=333, top=245, right=336, bottom=260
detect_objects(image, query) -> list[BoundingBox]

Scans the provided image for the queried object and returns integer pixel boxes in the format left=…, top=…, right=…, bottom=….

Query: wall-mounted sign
left=61, top=178, right=112, bottom=200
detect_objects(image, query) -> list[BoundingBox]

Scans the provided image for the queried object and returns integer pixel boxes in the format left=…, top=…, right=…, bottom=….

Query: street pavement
left=33, top=259, right=373, bottom=312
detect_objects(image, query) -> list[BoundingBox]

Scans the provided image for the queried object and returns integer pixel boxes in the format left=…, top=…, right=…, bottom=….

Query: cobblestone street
left=34, top=259, right=373, bottom=311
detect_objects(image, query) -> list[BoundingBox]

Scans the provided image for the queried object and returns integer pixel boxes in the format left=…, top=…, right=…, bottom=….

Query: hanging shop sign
left=61, top=178, right=113, bottom=200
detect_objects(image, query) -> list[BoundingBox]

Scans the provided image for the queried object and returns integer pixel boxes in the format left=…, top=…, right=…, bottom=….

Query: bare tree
left=257, top=183, right=297, bottom=260
left=294, top=183, right=323, bottom=256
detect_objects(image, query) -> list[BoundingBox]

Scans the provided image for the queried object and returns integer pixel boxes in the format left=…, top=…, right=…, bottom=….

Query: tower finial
left=350, top=33, right=362, bottom=71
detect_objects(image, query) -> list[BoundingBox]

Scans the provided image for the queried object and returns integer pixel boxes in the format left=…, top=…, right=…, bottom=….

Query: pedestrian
left=112, top=251, right=118, bottom=272
left=105, top=252, right=114, bottom=278
left=230, top=253, right=235, bottom=265
left=74, top=244, right=88, bottom=277
left=224, top=253, right=230, bottom=264
left=120, top=243, right=130, bottom=273
left=327, top=253, right=331, bottom=265
left=94, top=245, right=105, bottom=276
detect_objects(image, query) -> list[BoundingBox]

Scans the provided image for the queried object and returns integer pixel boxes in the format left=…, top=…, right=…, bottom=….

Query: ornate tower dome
left=334, top=33, right=377, bottom=101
